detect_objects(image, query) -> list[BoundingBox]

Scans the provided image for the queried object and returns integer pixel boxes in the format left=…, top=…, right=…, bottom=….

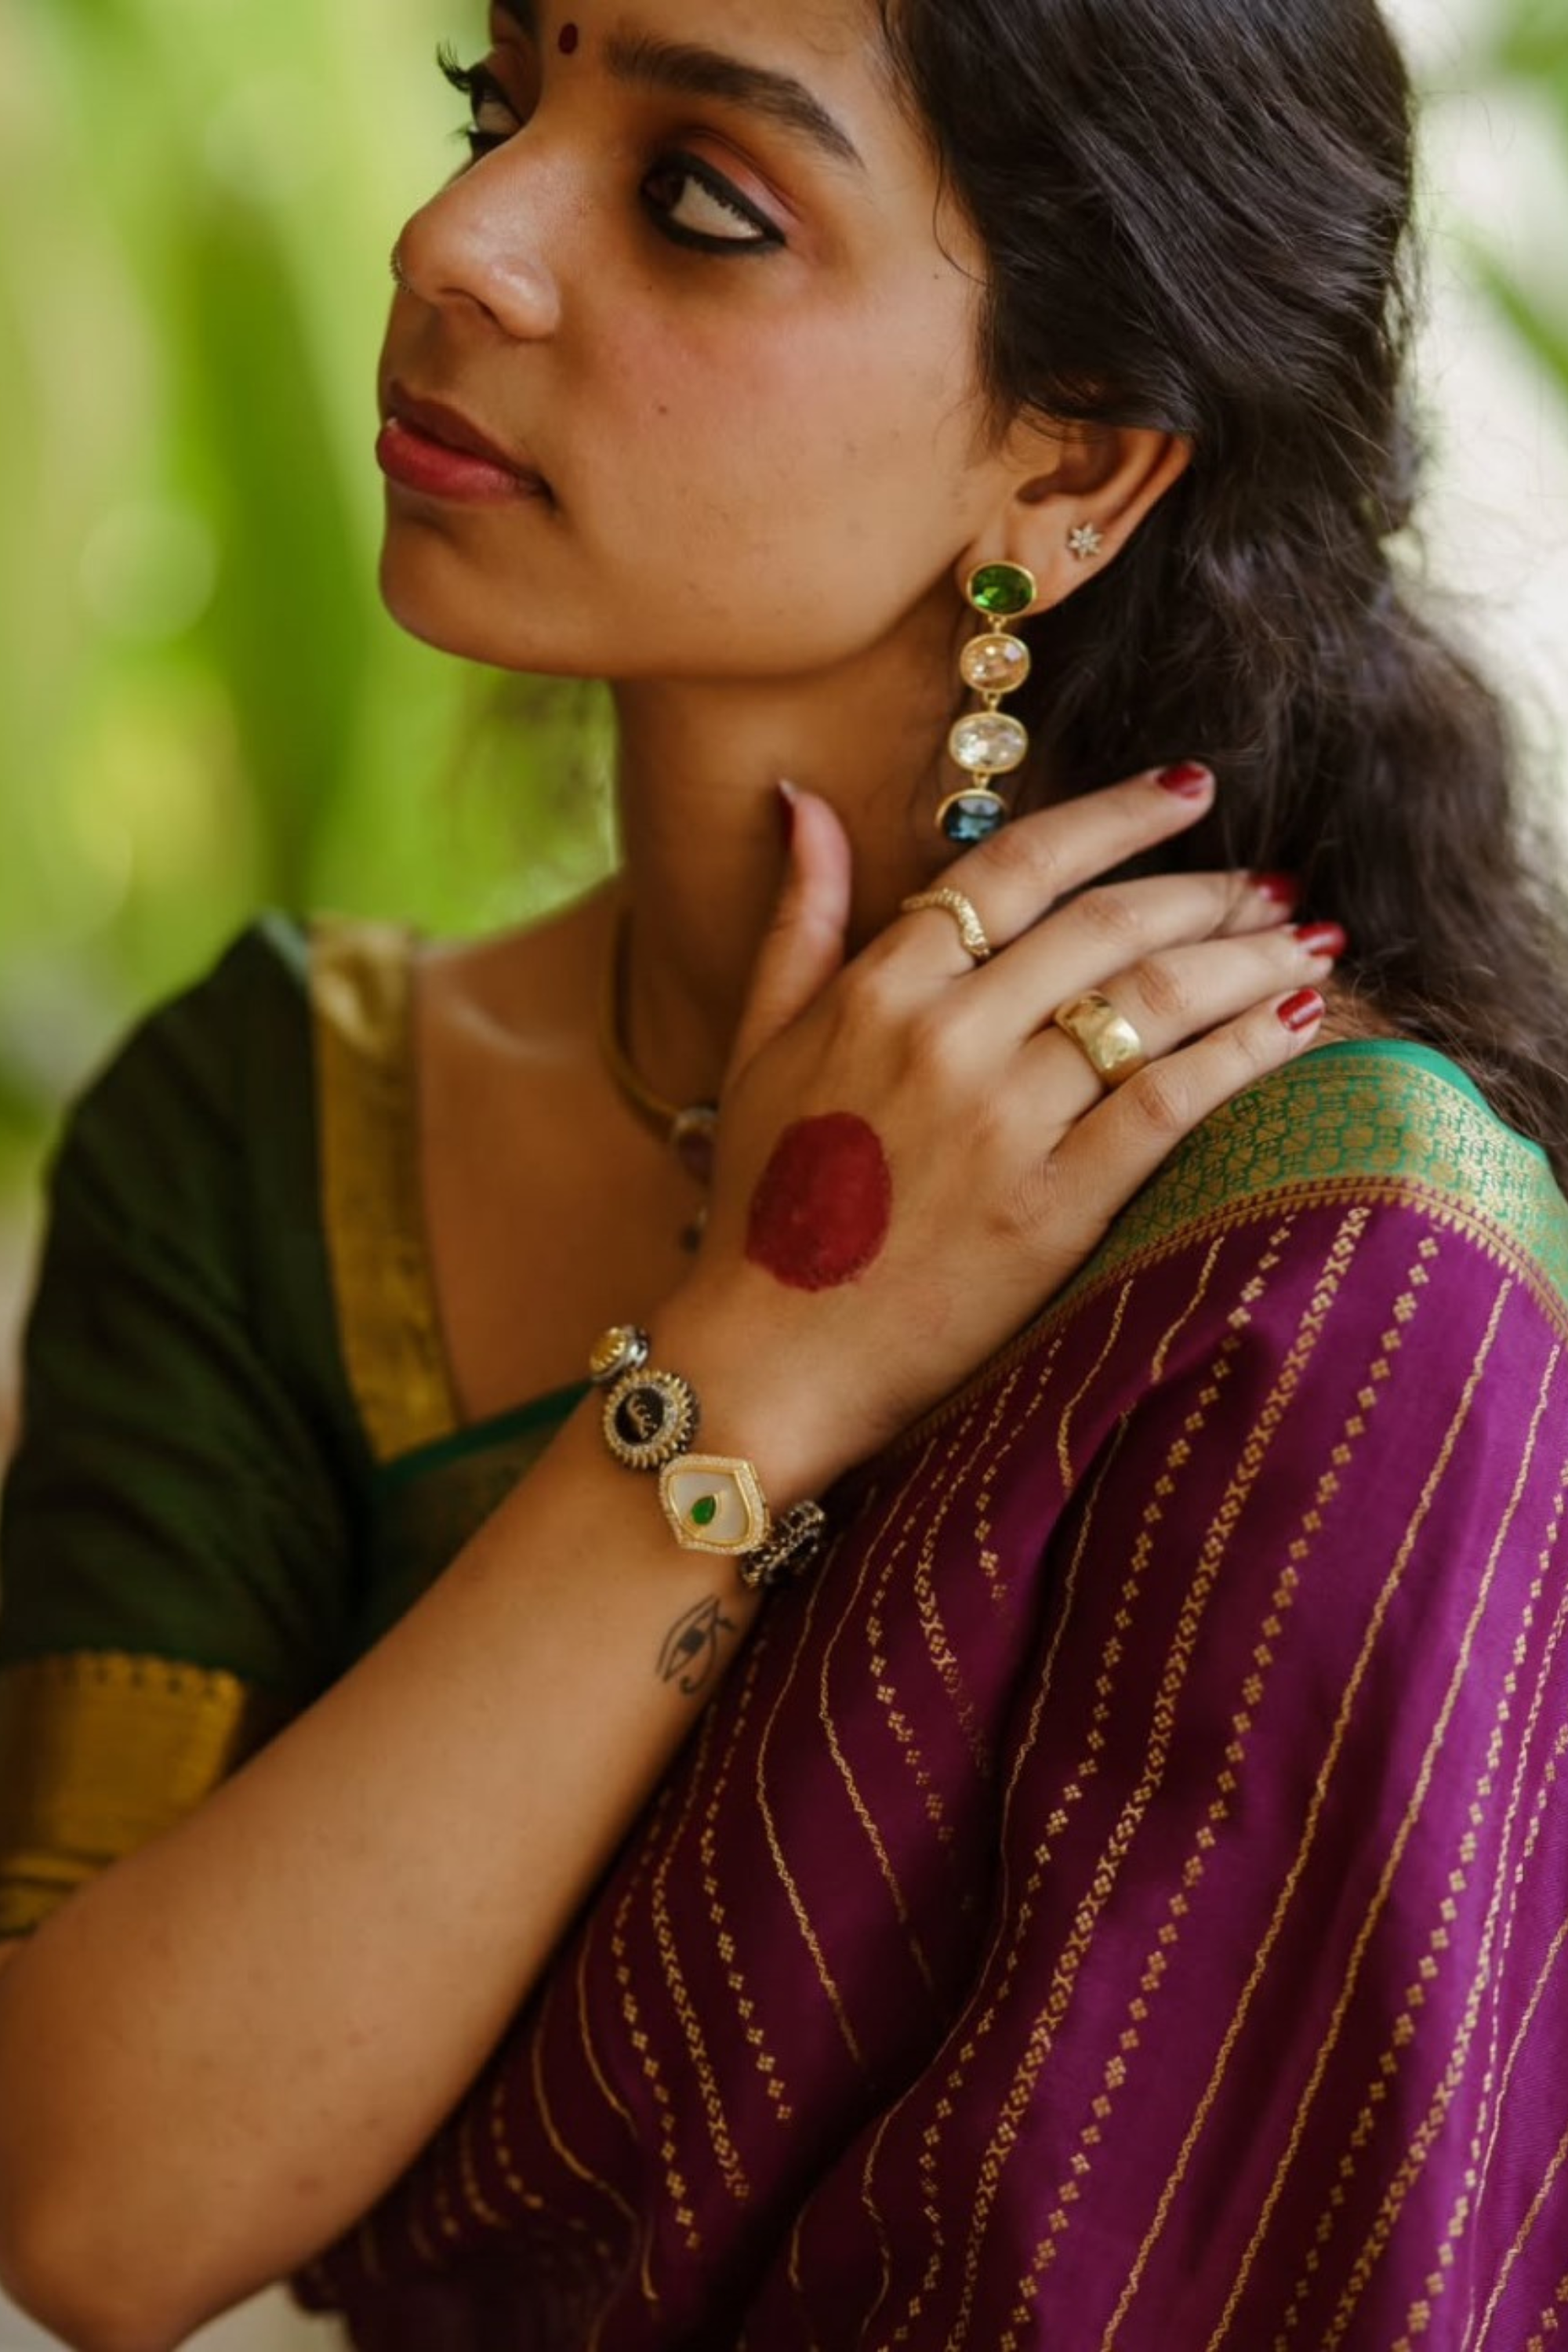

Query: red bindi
left=558, top=22, right=581, bottom=53
left=746, top=1115, right=893, bottom=1294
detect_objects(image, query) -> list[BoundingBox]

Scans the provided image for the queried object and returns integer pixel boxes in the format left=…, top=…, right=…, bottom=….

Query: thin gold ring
left=390, top=241, right=412, bottom=293
left=899, top=888, right=993, bottom=967
left=1051, top=991, right=1149, bottom=1088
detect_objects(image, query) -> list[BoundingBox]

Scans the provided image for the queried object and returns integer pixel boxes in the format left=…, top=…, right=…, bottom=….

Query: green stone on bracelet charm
left=659, top=1456, right=771, bottom=1556
left=939, top=561, right=1036, bottom=848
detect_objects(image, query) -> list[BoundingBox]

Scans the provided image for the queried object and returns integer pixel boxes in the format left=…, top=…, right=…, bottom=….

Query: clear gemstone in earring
left=960, top=633, right=1032, bottom=695
left=949, top=710, right=1029, bottom=779
left=1068, top=522, right=1105, bottom=563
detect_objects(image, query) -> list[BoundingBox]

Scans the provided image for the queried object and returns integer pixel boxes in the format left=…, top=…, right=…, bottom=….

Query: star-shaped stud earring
left=1068, top=522, right=1105, bottom=563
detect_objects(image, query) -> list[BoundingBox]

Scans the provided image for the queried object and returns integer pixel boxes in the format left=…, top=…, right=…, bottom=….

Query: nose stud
left=390, top=241, right=412, bottom=295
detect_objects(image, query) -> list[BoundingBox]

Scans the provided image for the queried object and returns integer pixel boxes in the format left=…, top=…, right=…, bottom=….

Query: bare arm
left=0, top=1363, right=784, bottom=2351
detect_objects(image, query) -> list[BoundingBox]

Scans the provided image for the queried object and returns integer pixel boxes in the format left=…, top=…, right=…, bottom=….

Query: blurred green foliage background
left=0, top=0, right=615, bottom=1222
left=0, top=0, right=1565, bottom=1232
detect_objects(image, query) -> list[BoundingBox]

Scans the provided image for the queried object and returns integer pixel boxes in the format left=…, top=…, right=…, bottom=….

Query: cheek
left=618, top=260, right=971, bottom=461
left=593, top=285, right=981, bottom=582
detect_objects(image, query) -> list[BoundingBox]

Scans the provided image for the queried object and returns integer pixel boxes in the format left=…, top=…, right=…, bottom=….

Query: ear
left=959, top=419, right=1192, bottom=614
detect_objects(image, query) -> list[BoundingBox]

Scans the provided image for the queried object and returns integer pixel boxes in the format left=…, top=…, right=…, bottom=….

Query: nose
left=394, top=152, right=564, bottom=340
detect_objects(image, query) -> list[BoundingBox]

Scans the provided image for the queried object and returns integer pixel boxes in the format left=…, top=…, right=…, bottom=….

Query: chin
left=377, top=530, right=568, bottom=673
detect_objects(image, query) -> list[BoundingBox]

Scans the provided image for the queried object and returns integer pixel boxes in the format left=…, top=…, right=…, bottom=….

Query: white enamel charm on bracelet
left=659, top=1456, right=772, bottom=1555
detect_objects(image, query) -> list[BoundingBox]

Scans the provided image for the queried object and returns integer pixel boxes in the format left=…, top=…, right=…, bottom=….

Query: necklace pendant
left=681, top=1201, right=710, bottom=1255
left=670, top=1103, right=720, bottom=1189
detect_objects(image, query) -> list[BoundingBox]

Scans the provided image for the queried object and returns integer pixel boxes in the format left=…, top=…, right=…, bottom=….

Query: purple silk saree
left=296, top=1040, right=1568, bottom=2351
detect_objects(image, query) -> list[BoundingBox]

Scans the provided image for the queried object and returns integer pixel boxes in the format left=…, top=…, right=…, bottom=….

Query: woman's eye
left=642, top=156, right=783, bottom=254
left=437, top=49, right=521, bottom=159
left=433, top=51, right=782, bottom=255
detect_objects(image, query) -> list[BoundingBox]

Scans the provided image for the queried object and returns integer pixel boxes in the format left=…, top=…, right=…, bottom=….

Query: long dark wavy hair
left=882, top=0, right=1568, bottom=1182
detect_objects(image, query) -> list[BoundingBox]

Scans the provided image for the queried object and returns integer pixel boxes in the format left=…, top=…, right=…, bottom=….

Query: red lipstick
left=377, top=390, right=549, bottom=506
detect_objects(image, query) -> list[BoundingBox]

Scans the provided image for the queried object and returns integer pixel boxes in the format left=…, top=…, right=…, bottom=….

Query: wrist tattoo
left=745, top=1113, right=893, bottom=1292
left=658, top=1596, right=738, bottom=1699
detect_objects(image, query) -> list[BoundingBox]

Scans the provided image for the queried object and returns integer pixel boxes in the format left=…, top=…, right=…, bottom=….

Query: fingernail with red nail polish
left=1295, top=922, right=1348, bottom=960
left=1156, top=762, right=1214, bottom=799
left=1254, top=872, right=1301, bottom=909
left=1279, top=989, right=1327, bottom=1035
left=776, top=779, right=798, bottom=848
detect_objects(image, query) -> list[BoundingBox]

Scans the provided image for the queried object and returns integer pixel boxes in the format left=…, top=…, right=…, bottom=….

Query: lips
left=380, top=384, right=551, bottom=499
left=389, top=388, right=537, bottom=475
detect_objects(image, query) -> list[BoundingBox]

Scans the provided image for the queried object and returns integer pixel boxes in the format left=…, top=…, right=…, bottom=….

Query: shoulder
left=1090, top=1038, right=1568, bottom=1327
left=51, top=913, right=317, bottom=1228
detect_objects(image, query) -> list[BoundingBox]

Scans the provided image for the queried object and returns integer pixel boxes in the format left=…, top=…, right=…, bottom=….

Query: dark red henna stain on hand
left=746, top=1115, right=893, bottom=1292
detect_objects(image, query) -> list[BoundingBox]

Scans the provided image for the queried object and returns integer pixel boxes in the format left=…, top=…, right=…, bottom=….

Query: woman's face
left=378, top=0, right=1004, bottom=682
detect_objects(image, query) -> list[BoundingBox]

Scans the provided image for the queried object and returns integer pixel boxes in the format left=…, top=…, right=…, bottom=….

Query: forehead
left=496, top=0, right=876, bottom=59
left=492, top=0, right=905, bottom=150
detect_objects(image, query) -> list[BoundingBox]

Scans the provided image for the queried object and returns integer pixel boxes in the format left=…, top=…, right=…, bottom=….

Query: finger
left=728, top=786, right=854, bottom=1079
left=1026, top=924, right=1344, bottom=1119
left=1051, top=985, right=1328, bottom=1214
left=1223, top=872, right=1301, bottom=935
left=962, top=871, right=1311, bottom=1038
left=898, top=763, right=1220, bottom=961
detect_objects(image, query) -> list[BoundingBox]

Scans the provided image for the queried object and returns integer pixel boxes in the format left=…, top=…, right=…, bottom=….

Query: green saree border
left=1080, top=1042, right=1567, bottom=1307
left=880, top=1042, right=1568, bottom=1466
left=1091, top=1044, right=1568, bottom=1298
left=376, top=1380, right=590, bottom=1490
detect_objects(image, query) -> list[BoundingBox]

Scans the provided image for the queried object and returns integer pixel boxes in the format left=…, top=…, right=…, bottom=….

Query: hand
left=657, top=767, right=1338, bottom=1498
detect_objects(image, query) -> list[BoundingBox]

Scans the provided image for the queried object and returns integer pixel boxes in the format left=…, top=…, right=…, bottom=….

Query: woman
left=2, top=0, right=1566, bottom=2346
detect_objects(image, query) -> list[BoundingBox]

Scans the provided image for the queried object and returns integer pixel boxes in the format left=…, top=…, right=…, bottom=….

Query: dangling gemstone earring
left=936, top=562, right=1036, bottom=847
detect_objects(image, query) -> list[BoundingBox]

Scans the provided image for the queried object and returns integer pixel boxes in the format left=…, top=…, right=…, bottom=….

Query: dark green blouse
left=0, top=916, right=582, bottom=1937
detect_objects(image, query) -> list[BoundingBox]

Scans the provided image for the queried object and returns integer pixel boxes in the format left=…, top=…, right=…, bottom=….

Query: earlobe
left=966, top=424, right=1192, bottom=615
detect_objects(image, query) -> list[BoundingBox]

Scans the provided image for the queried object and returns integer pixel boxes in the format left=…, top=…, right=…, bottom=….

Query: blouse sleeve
left=777, top=1189, right=1568, bottom=2348
left=0, top=920, right=364, bottom=1939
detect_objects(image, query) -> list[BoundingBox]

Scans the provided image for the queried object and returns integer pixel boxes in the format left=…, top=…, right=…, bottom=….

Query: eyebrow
left=493, top=1, right=866, bottom=173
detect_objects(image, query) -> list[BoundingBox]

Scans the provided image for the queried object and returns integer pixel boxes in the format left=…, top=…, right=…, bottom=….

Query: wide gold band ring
left=899, top=888, right=993, bottom=967
left=1051, top=991, right=1149, bottom=1088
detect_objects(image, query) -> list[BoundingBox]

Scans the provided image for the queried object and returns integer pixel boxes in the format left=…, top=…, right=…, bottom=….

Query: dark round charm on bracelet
left=738, top=1501, right=831, bottom=1592
left=604, top=1370, right=699, bottom=1472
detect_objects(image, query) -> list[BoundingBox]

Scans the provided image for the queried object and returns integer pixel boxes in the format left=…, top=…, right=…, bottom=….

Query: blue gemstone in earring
left=939, top=790, right=1009, bottom=847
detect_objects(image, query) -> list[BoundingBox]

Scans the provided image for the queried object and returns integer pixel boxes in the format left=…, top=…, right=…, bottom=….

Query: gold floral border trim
left=885, top=1051, right=1568, bottom=1465
left=0, top=1651, right=287, bottom=1937
left=310, top=917, right=462, bottom=1465
left=1083, top=1051, right=1567, bottom=1311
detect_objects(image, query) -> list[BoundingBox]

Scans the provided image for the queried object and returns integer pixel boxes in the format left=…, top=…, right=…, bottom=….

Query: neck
left=608, top=586, right=970, bottom=1112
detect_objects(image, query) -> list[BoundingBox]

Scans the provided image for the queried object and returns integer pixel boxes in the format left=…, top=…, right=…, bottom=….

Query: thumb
left=728, top=784, right=853, bottom=1078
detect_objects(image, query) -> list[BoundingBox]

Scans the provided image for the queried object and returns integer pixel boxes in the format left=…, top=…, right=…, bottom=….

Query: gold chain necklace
left=599, top=909, right=719, bottom=1246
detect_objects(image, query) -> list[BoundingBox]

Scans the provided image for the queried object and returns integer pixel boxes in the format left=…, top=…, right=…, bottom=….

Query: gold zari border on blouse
left=0, top=1652, right=285, bottom=1938
left=310, top=917, right=462, bottom=1465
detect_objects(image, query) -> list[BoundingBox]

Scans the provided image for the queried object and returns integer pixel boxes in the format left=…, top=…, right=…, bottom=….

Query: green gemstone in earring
left=967, top=562, right=1036, bottom=620
left=691, top=1494, right=720, bottom=1530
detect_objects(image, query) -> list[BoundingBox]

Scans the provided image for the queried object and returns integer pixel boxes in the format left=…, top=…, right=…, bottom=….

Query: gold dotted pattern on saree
left=883, top=1053, right=1568, bottom=1472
